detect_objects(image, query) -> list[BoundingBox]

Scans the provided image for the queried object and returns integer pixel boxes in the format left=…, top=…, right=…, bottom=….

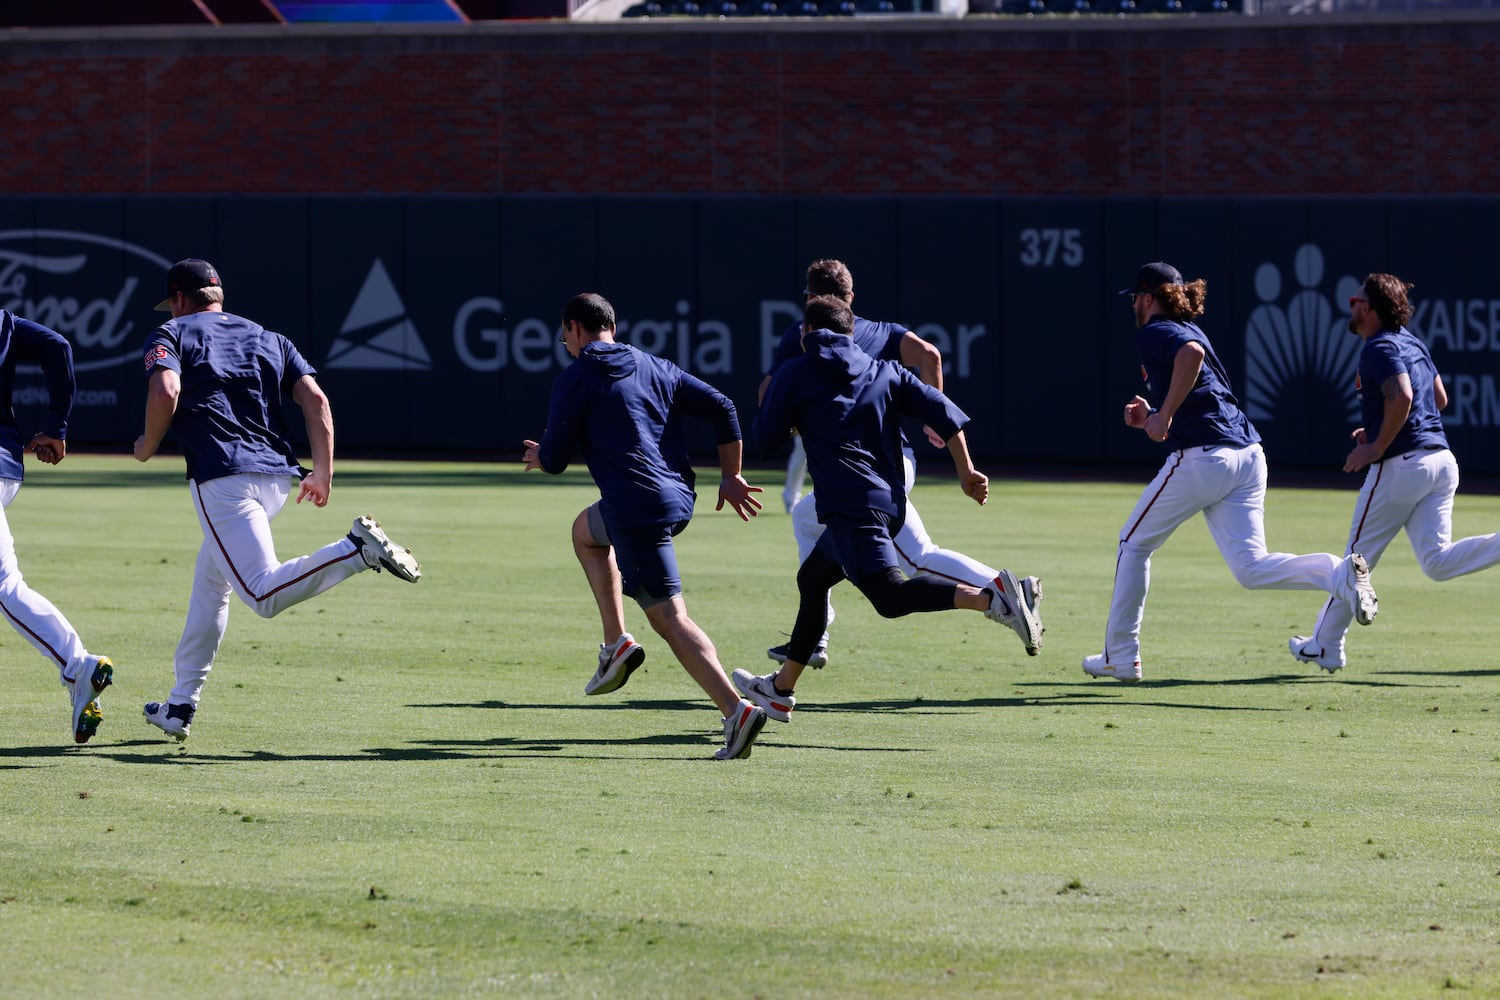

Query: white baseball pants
left=169, top=473, right=368, bottom=706
left=783, top=436, right=808, bottom=513
left=1105, top=443, right=1351, bottom=666
left=1305, top=447, right=1500, bottom=661
left=0, top=478, right=98, bottom=688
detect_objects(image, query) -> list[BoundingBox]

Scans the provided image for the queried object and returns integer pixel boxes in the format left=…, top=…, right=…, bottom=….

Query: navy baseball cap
left=1118, top=261, right=1184, bottom=296
left=155, top=258, right=222, bottom=311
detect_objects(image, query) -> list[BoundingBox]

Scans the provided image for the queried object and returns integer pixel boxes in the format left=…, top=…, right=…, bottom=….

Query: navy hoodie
left=0, top=311, right=74, bottom=482
left=536, top=340, right=741, bottom=531
left=756, top=329, right=967, bottom=527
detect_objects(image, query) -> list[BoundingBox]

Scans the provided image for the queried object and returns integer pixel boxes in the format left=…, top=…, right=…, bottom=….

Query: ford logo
left=0, top=229, right=171, bottom=373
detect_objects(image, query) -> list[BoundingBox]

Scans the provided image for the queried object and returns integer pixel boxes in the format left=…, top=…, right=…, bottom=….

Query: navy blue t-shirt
left=0, top=311, right=74, bottom=482
left=1137, top=317, right=1259, bottom=450
left=1357, top=326, right=1447, bottom=460
left=766, top=315, right=907, bottom=376
left=143, top=311, right=316, bottom=484
left=536, top=341, right=741, bottom=532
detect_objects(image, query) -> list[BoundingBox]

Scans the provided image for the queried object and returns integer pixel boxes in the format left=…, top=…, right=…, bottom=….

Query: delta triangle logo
left=325, top=259, right=432, bottom=370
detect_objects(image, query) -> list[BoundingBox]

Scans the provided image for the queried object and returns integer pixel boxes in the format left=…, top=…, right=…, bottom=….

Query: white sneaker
left=1345, top=553, right=1377, bottom=626
left=1082, top=653, right=1142, bottom=683
left=767, top=638, right=828, bottom=669
left=985, top=569, right=1044, bottom=656
left=66, top=656, right=113, bottom=745
left=732, top=668, right=795, bottom=722
left=715, top=700, right=768, bottom=760
left=586, top=634, right=645, bottom=695
left=350, top=516, right=421, bottom=582
left=144, top=700, right=195, bottom=743
left=1289, top=635, right=1344, bottom=673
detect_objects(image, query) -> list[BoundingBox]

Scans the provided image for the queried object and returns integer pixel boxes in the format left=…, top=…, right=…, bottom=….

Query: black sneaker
left=766, top=640, right=828, bottom=669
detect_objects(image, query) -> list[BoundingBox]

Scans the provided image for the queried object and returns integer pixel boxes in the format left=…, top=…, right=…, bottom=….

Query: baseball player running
left=1290, top=273, right=1500, bottom=672
left=759, top=259, right=1042, bottom=668
left=0, top=308, right=114, bottom=743
left=133, top=259, right=420, bottom=742
left=1085, top=262, right=1378, bottom=684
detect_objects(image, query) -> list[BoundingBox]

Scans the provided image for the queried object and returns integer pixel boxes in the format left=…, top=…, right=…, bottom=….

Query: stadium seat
left=621, top=0, right=662, bottom=13
left=819, top=0, right=856, bottom=13
left=781, top=0, right=820, bottom=13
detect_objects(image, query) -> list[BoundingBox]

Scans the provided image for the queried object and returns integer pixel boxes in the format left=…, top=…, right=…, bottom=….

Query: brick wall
left=3, top=16, right=1496, bottom=197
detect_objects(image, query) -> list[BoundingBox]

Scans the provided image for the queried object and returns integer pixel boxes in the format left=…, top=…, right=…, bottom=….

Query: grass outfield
left=1, top=455, right=1497, bottom=998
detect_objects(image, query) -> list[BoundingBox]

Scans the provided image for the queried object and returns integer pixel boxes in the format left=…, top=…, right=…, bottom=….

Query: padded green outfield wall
left=3, top=195, right=1498, bottom=474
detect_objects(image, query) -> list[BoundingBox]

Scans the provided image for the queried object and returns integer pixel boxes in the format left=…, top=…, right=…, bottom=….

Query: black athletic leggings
left=785, top=546, right=957, bottom=665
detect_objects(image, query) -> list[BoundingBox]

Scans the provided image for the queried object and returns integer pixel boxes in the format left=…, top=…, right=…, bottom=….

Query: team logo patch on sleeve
left=145, top=344, right=168, bottom=371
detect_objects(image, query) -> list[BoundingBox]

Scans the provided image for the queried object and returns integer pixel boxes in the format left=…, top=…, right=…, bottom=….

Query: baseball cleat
left=586, top=633, right=645, bottom=696
left=350, top=515, right=421, bottom=582
left=986, top=569, right=1044, bottom=656
left=144, top=700, right=195, bottom=743
left=715, top=700, right=768, bottom=760
left=1082, top=654, right=1142, bottom=684
left=1289, top=635, right=1345, bottom=673
left=732, top=668, right=795, bottom=723
left=1344, top=553, right=1377, bottom=625
left=67, top=655, right=113, bottom=745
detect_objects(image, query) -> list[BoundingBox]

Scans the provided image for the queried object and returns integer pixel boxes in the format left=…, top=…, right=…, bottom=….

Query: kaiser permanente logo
left=1243, top=243, right=1500, bottom=429
left=1242, top=244, right=1363, bottom=425
left=325, top=259, right=432, bottom=371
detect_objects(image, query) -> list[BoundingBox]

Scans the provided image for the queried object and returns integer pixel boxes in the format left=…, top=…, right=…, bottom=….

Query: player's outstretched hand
left=716, top=476, right=764, bottom=521
left=27, top=433, right=64, bottom=465
left=522, top=439, right=542, bottom=472
left=297, top=468, right=332, bottom=507
left=1123, top=396, right=1151, bottom=429
left=959, top=468, right=989, bottom=506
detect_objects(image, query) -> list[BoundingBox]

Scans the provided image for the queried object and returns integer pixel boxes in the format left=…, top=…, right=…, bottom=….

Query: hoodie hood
left=578, top=340, right=637, bottom=381
left=801, top=329, right=873, bottom=385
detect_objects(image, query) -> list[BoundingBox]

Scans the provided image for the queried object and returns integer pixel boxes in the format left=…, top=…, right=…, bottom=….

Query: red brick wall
left=3, top=17, right=1495, bottom=197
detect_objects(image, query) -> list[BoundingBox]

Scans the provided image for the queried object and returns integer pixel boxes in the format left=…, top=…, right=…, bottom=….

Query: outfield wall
left=5, top=194, right=1499, bottom=474
left=2, top=16, right=1498, bottom=198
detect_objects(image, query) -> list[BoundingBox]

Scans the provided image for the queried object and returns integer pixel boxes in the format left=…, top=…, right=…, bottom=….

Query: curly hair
left=1362, top=273, right=1414, bottom=330
left=1154, top=279, right=1208, bottom=323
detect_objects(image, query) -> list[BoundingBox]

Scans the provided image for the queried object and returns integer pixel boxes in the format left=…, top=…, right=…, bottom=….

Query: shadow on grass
left=1097, top=672, right=1456, bottom=689
left=48, top=732, right=893, bottom=763
left=1369, top=667, right=1500, bottom=679
left=414, top=689, right=1280, bottom=715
